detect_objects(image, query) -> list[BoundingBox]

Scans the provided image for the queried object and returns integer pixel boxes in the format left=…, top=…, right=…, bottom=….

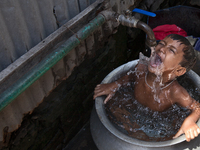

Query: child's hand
left=173, top=117, right=200, bottom=142
left=93, top=83, right=118, bottom=104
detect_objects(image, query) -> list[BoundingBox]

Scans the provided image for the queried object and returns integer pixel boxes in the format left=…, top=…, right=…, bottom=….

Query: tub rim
left=95, top=59, right=200, bottom=147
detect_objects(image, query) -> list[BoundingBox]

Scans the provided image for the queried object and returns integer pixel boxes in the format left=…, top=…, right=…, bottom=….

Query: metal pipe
left=137, top=21, right=157, bottom=47
left=0, top=10, right=156, bottom=111
left=100, top=10, right=119, bottom=22
left=118, top=15, right=139, bottom=28
left=117, top=14, right=157, bottom=47
left=0, top=14, right=106, bottom=111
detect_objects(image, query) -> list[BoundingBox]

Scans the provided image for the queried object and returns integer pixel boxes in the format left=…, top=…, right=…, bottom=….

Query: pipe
left=117, top=14, right=157, bottom=47
left=137, top=21, right=157, bottom=47
left=0, top=14, right=106, bottom=111
left=101, top=10, right=157, bottom=47
left=100, top=10, right=119, bottom=22
left=0, top=10, right=155, bottom=111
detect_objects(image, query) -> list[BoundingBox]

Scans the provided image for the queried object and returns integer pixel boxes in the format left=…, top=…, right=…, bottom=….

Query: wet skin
left=93, top=37, right=200, bottom=142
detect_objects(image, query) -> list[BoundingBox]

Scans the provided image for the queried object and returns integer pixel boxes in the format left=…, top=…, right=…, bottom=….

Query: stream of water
left=105, top=54, right=200, bottom=142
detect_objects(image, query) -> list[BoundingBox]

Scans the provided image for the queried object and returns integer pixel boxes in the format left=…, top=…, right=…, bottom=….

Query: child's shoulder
left=170, top=80, right=186, bottom=93
left=170, top=80, right=193, bottom=105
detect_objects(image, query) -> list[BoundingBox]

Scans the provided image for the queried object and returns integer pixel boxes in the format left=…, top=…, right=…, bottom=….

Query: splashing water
left=105, top=53, right=200, bottom=141
left=139, top=52, right=164, bottom=103
left=105, top=83, right=193, bottom=141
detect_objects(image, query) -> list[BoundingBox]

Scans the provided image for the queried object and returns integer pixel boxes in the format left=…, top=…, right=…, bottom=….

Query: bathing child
left=93, top=34, right=200, bottom=142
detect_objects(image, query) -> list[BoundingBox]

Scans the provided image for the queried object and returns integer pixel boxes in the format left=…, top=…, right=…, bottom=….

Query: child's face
left=148, top=36, right=186, bottom=76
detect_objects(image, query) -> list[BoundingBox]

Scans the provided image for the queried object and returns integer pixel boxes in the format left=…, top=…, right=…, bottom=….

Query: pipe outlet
left=117, top=15, right=139, bottom=28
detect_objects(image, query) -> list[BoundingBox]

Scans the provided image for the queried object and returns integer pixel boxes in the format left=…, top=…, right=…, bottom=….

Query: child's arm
left=93, top=73, right=133, bottom=104
left=93, top=62, right=146, bottom=103
left=172, top=86, right=200, bottom=141
left=93, top=60, right=147, bottom=103
left=173, top=108, right=200, bottom=141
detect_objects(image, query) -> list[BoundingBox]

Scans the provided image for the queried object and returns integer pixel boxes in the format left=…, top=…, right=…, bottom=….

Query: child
left=93, top=34, right=200, bottom=142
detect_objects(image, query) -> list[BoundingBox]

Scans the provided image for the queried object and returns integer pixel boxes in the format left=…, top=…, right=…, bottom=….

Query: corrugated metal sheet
left=0, top=22, right=112, bottom=142
left=0, top=0, right=108, bottom=142
left=0, top=0, right=142, bottom=144
left=0, top=0, right=96, bottom=71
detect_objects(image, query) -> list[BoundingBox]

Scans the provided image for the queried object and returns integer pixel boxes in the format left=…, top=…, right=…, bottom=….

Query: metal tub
left=90, top=59, right=200, bottom=150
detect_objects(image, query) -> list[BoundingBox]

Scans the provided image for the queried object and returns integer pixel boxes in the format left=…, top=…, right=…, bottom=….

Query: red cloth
left=153, top=24, right=187, bottom=40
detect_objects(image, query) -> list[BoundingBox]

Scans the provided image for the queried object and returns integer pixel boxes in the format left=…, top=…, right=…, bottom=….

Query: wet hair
left=166, top=34, right=196, bottom=72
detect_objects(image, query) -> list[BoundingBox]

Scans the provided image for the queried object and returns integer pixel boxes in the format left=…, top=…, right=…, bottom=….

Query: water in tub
left=105, top=53, right=200, bottom=141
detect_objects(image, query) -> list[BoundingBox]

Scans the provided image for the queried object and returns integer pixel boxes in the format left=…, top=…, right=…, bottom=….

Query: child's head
left=166, top=34, right=196, bottom=72
left=148, top=34, right=196, bottom=77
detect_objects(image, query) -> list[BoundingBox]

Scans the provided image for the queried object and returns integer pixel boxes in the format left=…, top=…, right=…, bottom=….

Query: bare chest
left=134, top=77, right=173, bottom=112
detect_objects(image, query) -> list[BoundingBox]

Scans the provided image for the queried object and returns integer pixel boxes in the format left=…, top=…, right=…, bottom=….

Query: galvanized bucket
left=90, top=59, right=200, bottom=150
